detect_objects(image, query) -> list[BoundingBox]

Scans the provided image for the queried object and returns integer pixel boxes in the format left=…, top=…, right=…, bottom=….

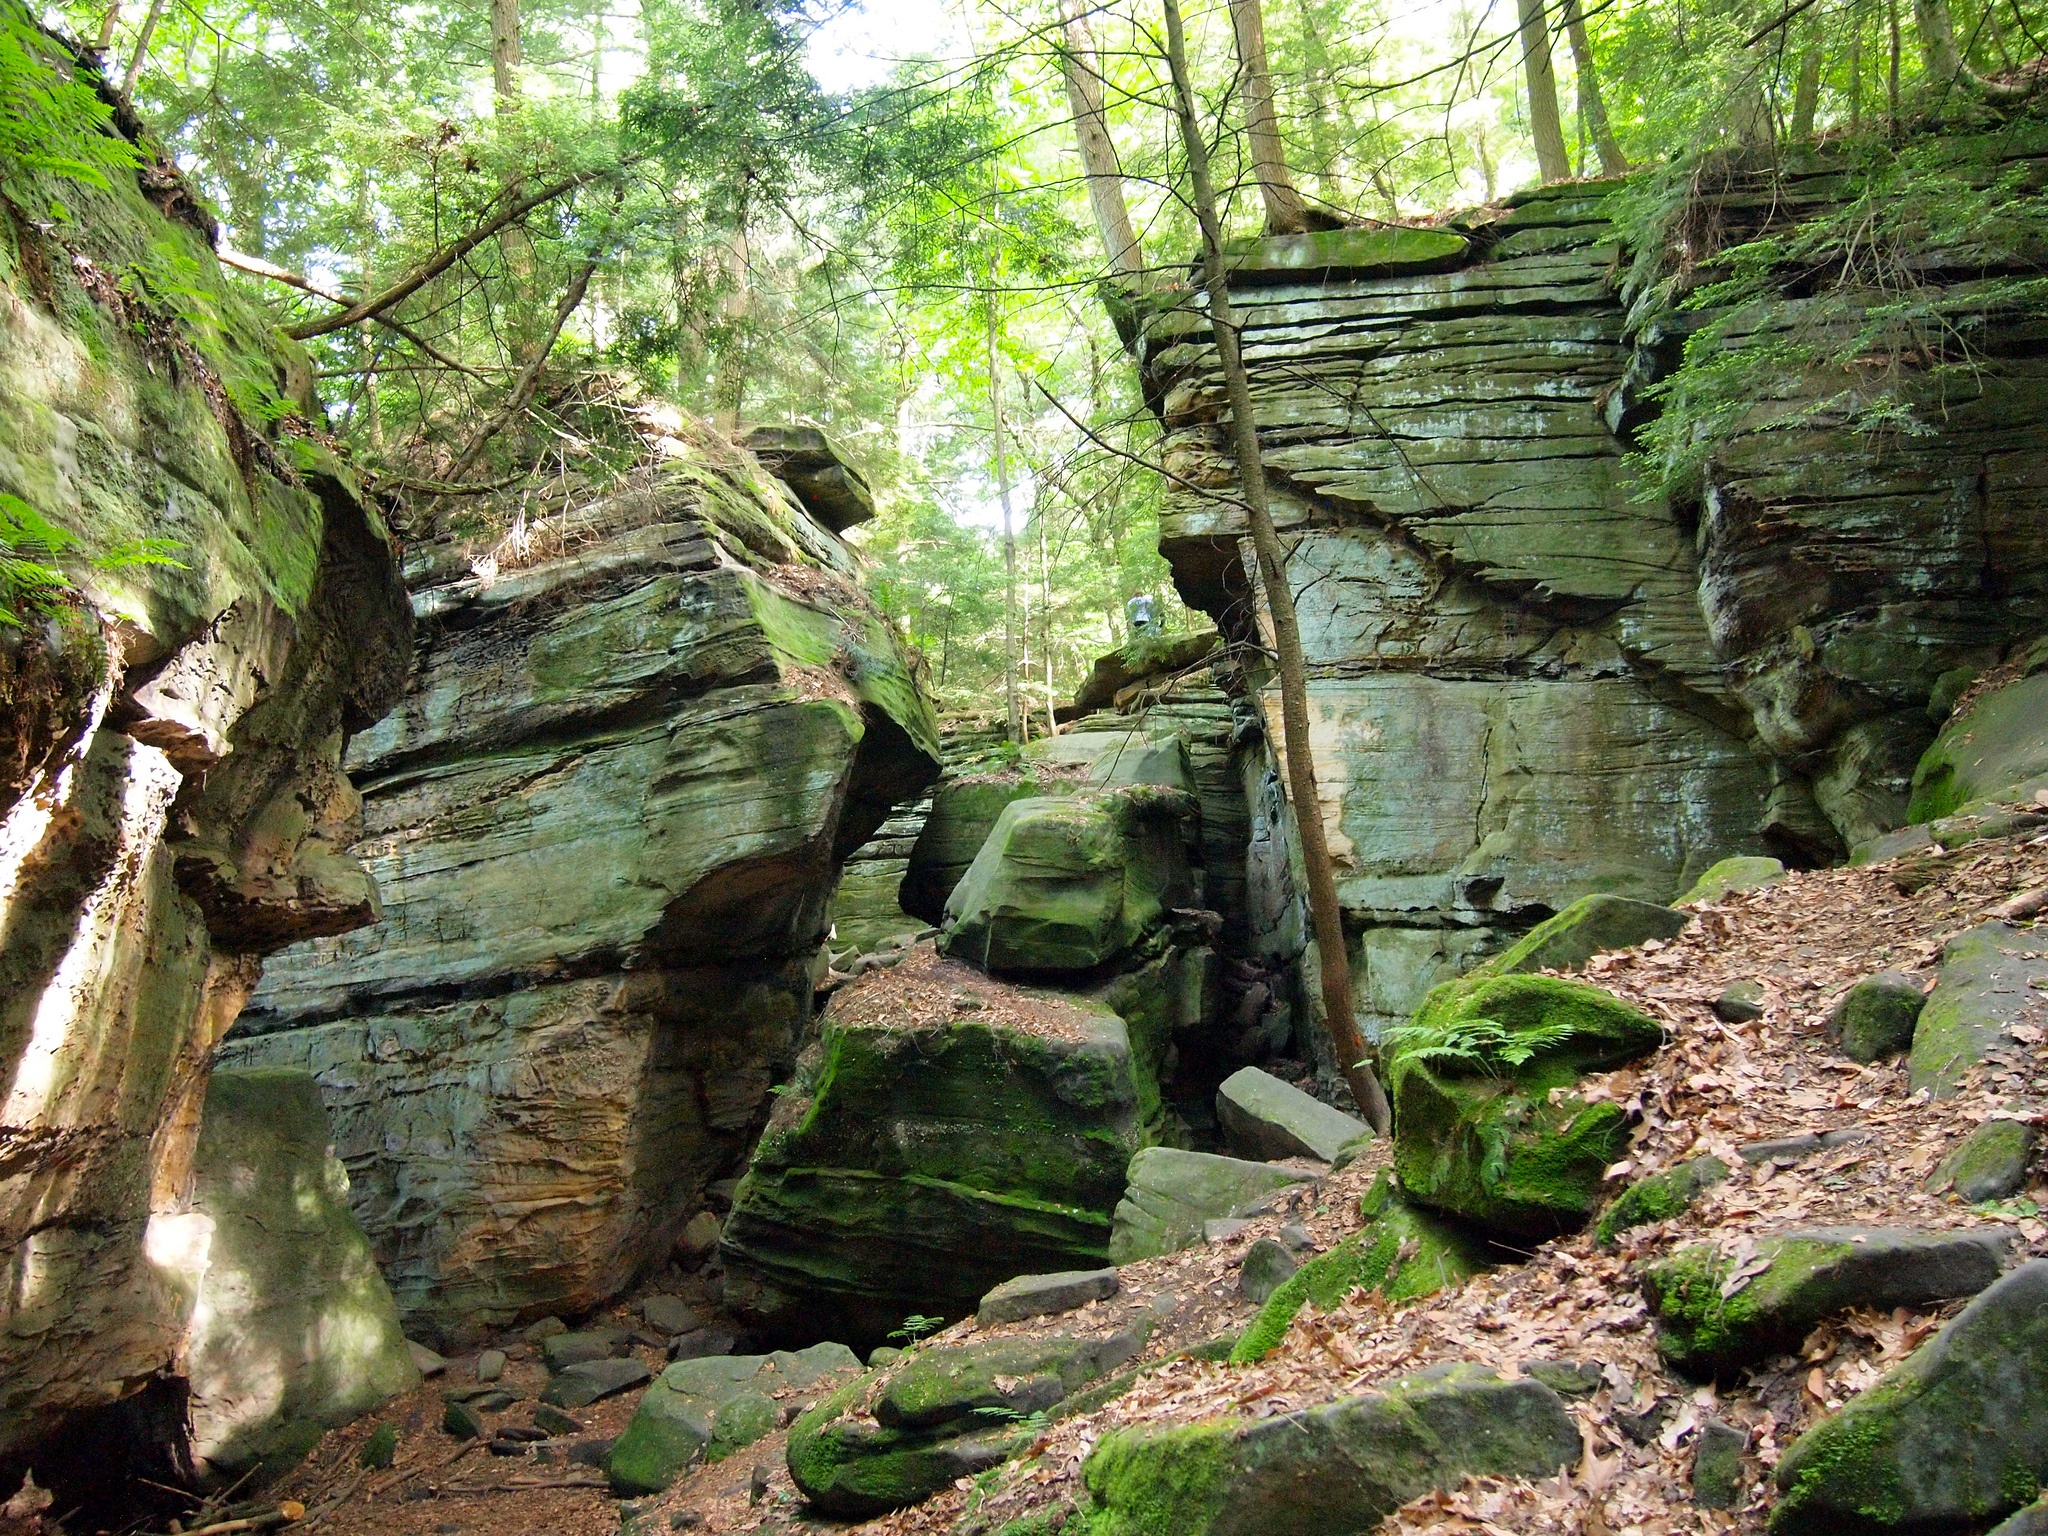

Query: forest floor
left=270, top=810, right=2048, bottom=1536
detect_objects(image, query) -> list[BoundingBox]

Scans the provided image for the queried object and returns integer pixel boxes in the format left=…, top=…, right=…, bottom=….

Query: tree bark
left=1227, top=0, right=1312, bottom=234
left=445, top=247, right=602, bottom=480
left=1057, top=0, right=1147, bottom=281
left=1914, top=0, right=2041, bottom=99
left=987, top=289, right=1023, bottom=745
left=119, top=0, right=165, bottom=93
left=491, top=0, right=522, bottom=110
left=1562, top=0, right=1628, bottom=174
left=1517, top=0, right=1572, bottom=182
left=1159, top=0, right=1392, bottom=1136
left=1792, top=39, right=1824, bottom=135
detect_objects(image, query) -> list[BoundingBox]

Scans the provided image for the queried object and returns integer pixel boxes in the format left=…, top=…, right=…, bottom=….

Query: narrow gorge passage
left=5, top=3, right=2048, bottom=1536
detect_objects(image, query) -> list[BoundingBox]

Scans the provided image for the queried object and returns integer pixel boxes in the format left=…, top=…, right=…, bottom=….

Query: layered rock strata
left=0, top=23, right=410, bottom=1471
left=228, top=435, right=940, bottom=1345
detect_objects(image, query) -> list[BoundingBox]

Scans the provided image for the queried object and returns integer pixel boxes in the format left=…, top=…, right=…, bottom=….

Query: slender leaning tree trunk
left=987, top=289, right=1023, bottom=745
left=1517, top=0, right=1573, bottom=182
left=1227, top=0, right=1312, bottom=234
left=1562, top=0, right=1628, bottom=174
left=1159, top=0, right=1393, bottom=1135
left=1058, top=0, right=1148, bottom=281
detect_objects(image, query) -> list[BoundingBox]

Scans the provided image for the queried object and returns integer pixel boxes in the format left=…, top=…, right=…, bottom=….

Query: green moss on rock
left=1478, top=895, right=1690, bottom=977
left=1676, top=857, right=1786, bottom=907
left=1829, top=972, right=1925, bottom=1064
left=1596, top=1156, right=1730, bottom=1246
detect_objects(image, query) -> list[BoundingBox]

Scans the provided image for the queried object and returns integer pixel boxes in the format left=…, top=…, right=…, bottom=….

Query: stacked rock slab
left=0, top=22, right=411, bottom=1471
left=1135, top=171, right=2048, bottom=1040
left=226, top=434, right=940, bottom=1345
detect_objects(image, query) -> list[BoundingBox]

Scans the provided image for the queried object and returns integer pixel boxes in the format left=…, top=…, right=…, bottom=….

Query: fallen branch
left=1988, top=885, right=2048, bottom=922
left=371, top=468, right=532, bottom=497
left=432, top=1478, right=608, bottom=1494
left=171, top=1502, right=304, bottom=1536
left=219, top=250, right=489, bottom=380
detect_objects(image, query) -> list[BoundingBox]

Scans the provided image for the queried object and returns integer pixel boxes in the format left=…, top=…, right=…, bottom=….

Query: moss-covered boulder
left=1829, top=971, right=1927, bottom=1064
left=1595, top=1156, right=1730, bottom=1247
left=1911, top=922, right=2048, bottom=1098
left=940, top=786, right=1199, bottom=975
left=789, top=1329, right=1145, bottom=1517
left=1773, top=1261, right=2048, bottom=1534
left=1907, top=652, right=2048, bottom=822
left=722, top=975, right=1154, bottom=1345
left=1932, top=1119, right=2039, bottom=1204
left=1388, top=975, right=1665, bottom=1240
left=1231, top=1173, right=1490, bottom=1363
left=1677, top=856, right=1787, bottom=907
left=1107, top=1148, right=1312, bottom=1264
left=1080, top=1362, right=1577, bottom=1535
left=607, top=1343, right=860, bottom=1496
left=900, top=776, right=1046, bottom=926
left=183, top=1070, right=420, bottom=1483
left=1067, top=631, right=1222, bottom=716
left=1478, top=895, right=1691, bottom=977
left=1643, top=1227, right=2009, bottom=1379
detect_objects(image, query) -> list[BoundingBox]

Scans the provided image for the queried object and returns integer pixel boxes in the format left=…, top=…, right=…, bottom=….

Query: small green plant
left=0, top=6, right=142, bottom=219
left=1, top=492, right=187, bottom=626
left=357, top=1421, right=399, bottom=1470
left=1380, top=1013, right=1578, bottom=1078
left=888, top=1313, right=944, bottom=1345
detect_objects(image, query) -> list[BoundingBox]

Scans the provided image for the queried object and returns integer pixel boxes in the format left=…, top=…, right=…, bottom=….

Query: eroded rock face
left=0, top=30, right=410, bottom=1469
left=226, top=446, right=940, bottom=1346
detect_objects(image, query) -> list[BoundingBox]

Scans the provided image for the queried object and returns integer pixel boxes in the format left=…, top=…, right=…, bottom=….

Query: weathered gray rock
left=1932, top=1119, right=2039, bottom=1204
left=1911, top=922, right=2048, bottom=1097
left=722, top=973, right=1155, bottom=1345
left=1773, top=1262, right=2048, bottom=1534
left=1596, top=1155, right=1731, bottom=1246
left=184, top=1070, right=419, bottom=1482
left=1692, top=1419, right=1748, bottom=1510
left=544, top=1331, right=626, bottom=1372
left=1108, top=1149, right=1312, bottom=1264
left=1216, top=1066, right=1369, bottom=1163
left=607, top=1342, right=860, bottom=1496
left=1521, top=1360, right=1603, bottom=1397
left=1678, top=856, right=1787, bottom=906
left=0, top=38, right=413, bottom=1464
left=1643, top=1226, right=2010, bottom=1377
left=642, top=1297, right=702, bottom=1336
left=977, top=1269, right=1120, bottom=1327
left=789, top=1329, right=1146, bottom=1516
left=1715, top=980, right=1768, bottom=1022
left=1908, top=651, right=2048, bottom=821
left=1829, top=971, right=1927, bottom=1064
left=1991, top=1501, right=2048, bottom=1536
left=540, top=1358, right=651, bottom=1410
left=737, top=425, right=874, bottom=532
left=1081, top=1362, right=1580, bottom=1535
left=476, top=1350, right=506, bottom=1383
left=1480, top=895, right=1691, bottom=977
left=223, top=435, right=941, bottom=1346
left=1238, top=1239, right=1300, bottom=1305
left=939, top=786, right=1199, bottom=975
left=1065, top=631, right=1223, bottom=718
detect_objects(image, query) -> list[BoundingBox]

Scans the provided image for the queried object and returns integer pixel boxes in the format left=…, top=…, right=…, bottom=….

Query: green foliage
left=889, top=1313, right=944, bottom=1345
left=1381, top=1013, right=1580, bottom=1078
left=0, top=5, right=139, bottom=218
left=0, top=493, right=77, bottom=628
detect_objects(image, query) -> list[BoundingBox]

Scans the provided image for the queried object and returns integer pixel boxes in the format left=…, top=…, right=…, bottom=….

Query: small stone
left=1239, top=1238, right=1299, bottom=1305
left=465, top=1388, right=517, bottom=1411
left=1931, top=1118, right=2039, bottom=1203
left=475, top=1349, right=506, bottom=1383
left=675, top=1211, right=721, bottom=1261
left=667, top=1326, right=739, bottom=1362
left=532, top=1404, right=583, bottom=1436
left=442, top=1401, right=487, bottom=1441
left=1202, top=1218, right=1250, bottom=1243
left=487, top=1439, right=526, bottom=1457
left=1216, top=1066, right=1371, bottom=1163
left=1147, top=1291, right=1180, bottom=1315
left=976, top=1268, right=1120, bottom=1327
left=641, top=1296, right=702, bottom=1335
left=1596, top=1156, right=1730, bottom=1246
left=1518, top=1360, right=1602, bottom=1397
left=543, top=1330, right=624, bottom=1372
left=567, top=1437, right=617, bottom=1467
left=541, top=1358, right=651, bottom=1409
left=1275, top=1222, right=1314, bottom=1252
left=357, top=1423, right=399, bottom=1469
left=523, top=1316, right=568, bottom=1343
left=671, top=1514, right=703, bottom=1530
left=1677, top=857, right=1786, bottom=907
left=409, top=1340, right=448, bottom=1377
left=868, top=1346, right=902, bottom=1368
left=1736, top=1127, right=1868, bottom=1164
left=1714, top=980, right=1767, bottom=1024
left=1692, top=1418, right=1747, bottom=1509
left=1614, top=1397, right=1672, bottom=1445
left=1829, top=970, right=1927, bottom=1063
left=1108, top=1148, right=1312, bottom=1263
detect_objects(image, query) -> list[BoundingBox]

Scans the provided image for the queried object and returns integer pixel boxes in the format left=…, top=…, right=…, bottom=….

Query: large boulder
left=721, top=954, right=1156, bottom=1345
left=1478, top=894, right=1690, bottom=977
left=0, top=25, right=411, bottom=1467
left=1216, top=1067, right=1370, bottom=1163
left=1910, top=922, right=2048, bottom=1097
left=899, top=775, right=1044, bottom=927
left=940, top=786, right=1199, bottom=975
left=1773, top=1261, right=2048, bottom=1534
left=184, top=1070, right=419, bottom=1483
left=1081, top=1362, right=1580, bottom=1535
left=1643, top=1226, right=2009, bottom=1378
left=1388, top=974, right=1665, bottom=1240
left=1908, top=645, right=2048, bottom=821
left=223, top=435, right=940, bottom=1345
left=1108, top=1148, right=1313, bottom=1264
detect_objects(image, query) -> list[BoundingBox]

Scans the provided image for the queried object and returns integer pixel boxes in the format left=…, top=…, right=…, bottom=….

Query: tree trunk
left=491, top=0, right=522, bottom=111
left=120, top=0, right=166, bottom=93
left=1913, top=0, right=2040, bottom=99
left=1040, top=513, right=1058, bottom=738
left=1562, top=0, right=1628, bottom=174
left=1057, top=0, right=1146, bottom=280
left=986, top=291, right=1022, bottom=745
left=1517, top=0, right=1572, bottom=182
left=1159, top=0, right=1392, bottom=1136
left=1227, top=0, right=1312, bottom=234
left=1792, top=38, right=1824, bottom=135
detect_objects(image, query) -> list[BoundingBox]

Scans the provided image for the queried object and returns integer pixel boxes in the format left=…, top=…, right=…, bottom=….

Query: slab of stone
left=409, top=1341, right=448, bottom=1377
left=976, top=1269, right=1120, bottom=1327
left=1911, top=922, right=2048, bottom=1096
left=523, top=1317, right=567, bottom=1343
left=532, top=1404, right=583, bottom=1436
left=1596, top=1156, right=1730, bottom=1246
left=1773, top=1262, right=2048, bottom=1533
left=1932, top=1119, right=2039, bottom=1203
left=1643, top=1226, right=2010, bottom=1377
left=1991, top=1501, right=2048, bottom=1536
left=1202, top=1218, right=1250, bottom=1242
left=1520, top=1360, right=1602, bottom=1397
left=543, top=1330, right=626, bottom=1372
left=668, top=1327, right=740, bottom=1361
left=541, top=1358, right=651, bottom=1410
left=1677, top=857, right=1787, bottom=907
left=475, top=1349, right=506, bottom=1383
left=608, top=1343, right=861, bottom=1496
left=1714, top=980, right=1767, bottom=1023
left=1215, top=1066, right=1371, bottom=1163
left=1108, top=1149, right=1313, bottom=1264
left=1081, top=1363, right=1578, bottom=1535
left=1481, top=894, right=1690, bottom=977
left=1737, top=1127, right=1870, bottom=1164
left=1907, top=667, right=2048, bottom=821
left=1239, top=1239, right=1299, bottom=1306
left=1692, top=1419, right=1747, bottom=1510
left=1830, top=970, right=1927, bottom=1063
left=443, top=1401, right=487, bottom=1441
left=641, top=1297, right=702, bottom=1336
